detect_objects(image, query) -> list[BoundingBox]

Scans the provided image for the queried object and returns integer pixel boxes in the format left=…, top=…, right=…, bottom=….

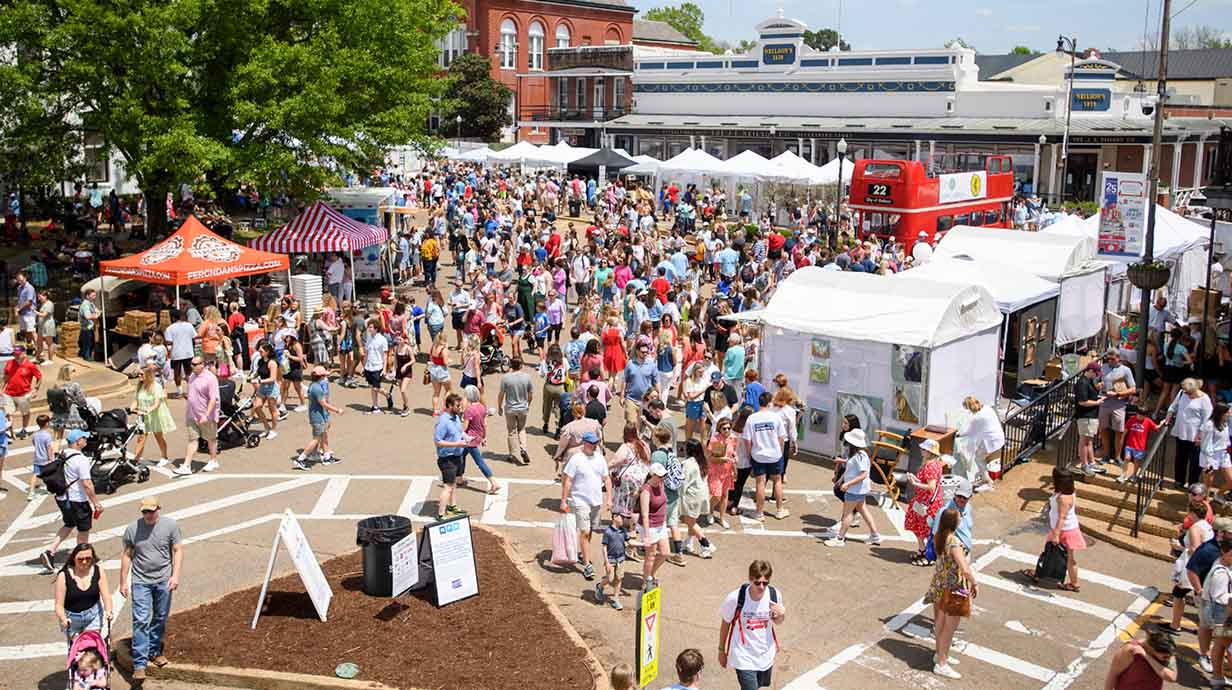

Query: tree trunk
left=145, top=184, right=170, bottom=239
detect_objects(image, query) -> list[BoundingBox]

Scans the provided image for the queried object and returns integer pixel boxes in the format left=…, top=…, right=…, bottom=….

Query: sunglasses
left=751, top=579, right=770, bottom=586
left=141, top=508, right=158, bottom=514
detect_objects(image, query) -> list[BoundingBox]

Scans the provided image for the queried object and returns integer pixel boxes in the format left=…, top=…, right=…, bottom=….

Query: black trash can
left=356, top=515, right=413, bottom=597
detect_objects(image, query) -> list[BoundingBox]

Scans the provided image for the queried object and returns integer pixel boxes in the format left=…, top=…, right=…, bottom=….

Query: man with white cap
left=560, top=430, right=611, bottom=581
left=40, top=429, right=99, bottom=571
left=295, top=366, right=344, bottom=471
left=911, top=231, right=932, bottom=265
left=931, top=478, right=975, bottom=553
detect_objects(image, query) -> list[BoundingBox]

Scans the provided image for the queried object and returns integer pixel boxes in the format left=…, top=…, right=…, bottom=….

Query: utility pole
left=1134, top=0, right=1171, bottom=388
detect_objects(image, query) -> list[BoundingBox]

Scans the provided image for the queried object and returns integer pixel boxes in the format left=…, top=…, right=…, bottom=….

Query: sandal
left=910, top=553, right=933, bottom=567
left=1021, top=569, right=1040, bottom=584
left=1059, top=582, right=1081, bottom=593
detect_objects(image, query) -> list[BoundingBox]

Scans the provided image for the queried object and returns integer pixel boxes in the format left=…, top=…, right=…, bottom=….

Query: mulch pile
left=164, top=528, right=594, bottom=690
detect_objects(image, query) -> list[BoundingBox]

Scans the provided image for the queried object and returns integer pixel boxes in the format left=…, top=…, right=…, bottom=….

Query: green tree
left=1010, top=45, right=1040, bottom=55
left=803, top=28, right=850, bottom=52
left=945, top=37, right=976, bottom=51
left=0, top=0, right=458, bottom=235
left=440, top=53, right=513, bottom=142
left=644, top=2, right=724, bottom=54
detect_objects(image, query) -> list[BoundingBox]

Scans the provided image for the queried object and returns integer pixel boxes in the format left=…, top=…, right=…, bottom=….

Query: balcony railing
left=519, top=106, right=627, bottom=123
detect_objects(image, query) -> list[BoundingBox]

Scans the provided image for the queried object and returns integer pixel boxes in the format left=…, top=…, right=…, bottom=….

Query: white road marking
left=481, top=482, right=510, bottom=525
left=780, top=642, right=873, bottom=690
left=0, top=559, right=120, bottom=578
left=973, top=573, right=1122, bottom=620
left=1039, top=591, right=1157, bottom=690
left=997, top=547, right=1158, bottom=597
left=19, top=474, right=219, bottom=531
left=0, top=494, right=46, bottom=553
left=0, top=588, right=126, bottom=660
left=397, top=477, right=434, bottom=518
left=310, top=477, right=351, bottom=517
left=900, top=622, right=1056, bottom=682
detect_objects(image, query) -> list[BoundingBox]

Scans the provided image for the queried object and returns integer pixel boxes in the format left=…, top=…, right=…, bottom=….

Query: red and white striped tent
left=249, top=201, right=388, bottom=254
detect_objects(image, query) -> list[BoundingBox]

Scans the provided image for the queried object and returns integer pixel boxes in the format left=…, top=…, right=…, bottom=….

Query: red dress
left=601, top=327, right=627, bottom=376
left=903, top=459, right=945, bottom=540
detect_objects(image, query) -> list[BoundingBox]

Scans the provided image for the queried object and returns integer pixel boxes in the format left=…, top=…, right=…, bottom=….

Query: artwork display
left=1038, top=320, right=1049, bottom=343
left=809, top=362, right=830, bottom=385
left=893, top=383, right=924, bottom=425
left=1023, top=317, right=1038, bottom=342
left=891, top=345, right=924, bottom=384
left=1023, top=343, right=1037, bottom=367
left=836, top=393, right=884, bottom=455
left=808, top=407, right=829, bottom=434
left=810, top=339, right=831, bottom=359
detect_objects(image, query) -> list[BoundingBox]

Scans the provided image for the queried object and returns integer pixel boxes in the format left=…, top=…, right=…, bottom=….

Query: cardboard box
left=1043, top=358, right=1063, bottom=381
left=1189, top=288, right=1221, bottom=320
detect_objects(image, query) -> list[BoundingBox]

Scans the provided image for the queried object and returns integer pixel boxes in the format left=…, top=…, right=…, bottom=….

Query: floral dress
left=611, top=444, right=651, bottom=517
left=925, top=533, right=965, bottom=605
left=706, top=433, right=737, bottom=498
left=903, top=459, right=944, bottom=540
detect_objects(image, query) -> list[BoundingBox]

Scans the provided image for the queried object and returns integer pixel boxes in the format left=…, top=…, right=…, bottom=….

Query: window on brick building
left=555, top=23, right=571, bottom=49
left=528, top=21, right=545, bottom=70
left=613, top=78, right=625, bottom=113
left=437, top=25, right=468, bottom=68
left=500, top=19, right=517, bottom=69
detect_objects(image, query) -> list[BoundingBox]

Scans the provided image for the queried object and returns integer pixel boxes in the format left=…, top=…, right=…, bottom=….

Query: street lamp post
left=1056, top=35, right=1077, bottom=203
left=455, top=115, right=462, bottom=146
left=1036, top=134, right=1047, bottom=200
left=835, top=137, right=848, bottom=248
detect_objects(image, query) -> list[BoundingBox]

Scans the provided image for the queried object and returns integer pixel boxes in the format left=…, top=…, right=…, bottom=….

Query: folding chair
left=870, top=430, right=910, bottom=507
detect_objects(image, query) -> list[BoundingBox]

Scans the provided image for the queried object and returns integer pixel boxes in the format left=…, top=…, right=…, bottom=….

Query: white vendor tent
left=456, top=146, right=493, bottom=163
left=524, top=141, right=597, bottom=168
left=624, top=155, right=661, bottom=176
left=769, top=150, right=828, bottom=185
left=486, top=141, right=540, bottom=165
left=934, top=226, right=1106, bottom=346
left=658, top=148, right=730, bottom=178
left=810, top=155, right=855, bottom=185
left=899, top=256, right=1059, bottom=315
left=723, top=150, right=784, bottom=180
left=747, top=267, right=1002, bottom=457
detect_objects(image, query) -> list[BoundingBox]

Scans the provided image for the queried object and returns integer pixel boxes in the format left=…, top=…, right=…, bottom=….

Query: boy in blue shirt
left=0, top=406, right=8, bottom=499
left=28, top=414, right=52, bottom=499
left=408, top=298, right=426, bottom=354
left=532, top=303, right=549, bottom=354
left=596, top=512, right=629, bottom=610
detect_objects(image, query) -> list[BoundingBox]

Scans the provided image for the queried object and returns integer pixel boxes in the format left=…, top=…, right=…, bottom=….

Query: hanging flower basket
left=1127, top=261, right=1171, bottom=290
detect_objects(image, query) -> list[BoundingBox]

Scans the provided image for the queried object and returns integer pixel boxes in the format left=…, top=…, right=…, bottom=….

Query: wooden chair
left=870, top=430, right=910, bottom=506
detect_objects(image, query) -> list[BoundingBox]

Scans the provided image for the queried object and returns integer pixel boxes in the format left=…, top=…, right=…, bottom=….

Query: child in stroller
left=67, top=629, right=110, bottom=689
left=479, top=321, right=509, bottom=375
left=204, top=377, right=262, bottom=452
left=78, top=407, right=148, bottom=495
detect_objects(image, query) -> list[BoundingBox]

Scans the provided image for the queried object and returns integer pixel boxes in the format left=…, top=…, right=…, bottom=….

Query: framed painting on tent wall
left=836, top=392, right=884, bottom=456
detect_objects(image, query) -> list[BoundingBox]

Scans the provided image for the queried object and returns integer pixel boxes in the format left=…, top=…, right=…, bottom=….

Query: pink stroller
left=66, top=629, right=110, bottom=689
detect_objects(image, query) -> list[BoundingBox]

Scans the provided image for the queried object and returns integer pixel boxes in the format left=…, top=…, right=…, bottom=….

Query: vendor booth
left=566, top=148, right=637, bottom=180
left=99, top=216, right=290, bottom=360
left=899, top=256, right=1061, bottom=395
left=249, top=201, right=391, bottom=284
left=934, top=226, right=1107, bottom=348
left=741, top=267, right=1002, bottom=459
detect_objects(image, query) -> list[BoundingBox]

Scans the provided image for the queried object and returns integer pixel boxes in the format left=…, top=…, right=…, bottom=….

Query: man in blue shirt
left=295, top=367, right=344, bottom=471
left=670, top=247, right=689, bottom=283
left=620, top=344, right=658, bottom=427
left=930, top=479, right=975, bottom=552
left=433, top=393, right=469, bottom=520
left=716, top=243, right=740, bottom=280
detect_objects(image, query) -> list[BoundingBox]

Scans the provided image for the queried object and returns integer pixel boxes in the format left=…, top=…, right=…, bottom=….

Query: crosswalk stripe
left=901, top=622, right=1056, bottom=681
left=310, top=477, right=351, bottom=516
left=397, top=477, right=434, bottom=518
left=973, top=573, right=1122, bottom=620
left=996, top=547, right=1158, bottom=597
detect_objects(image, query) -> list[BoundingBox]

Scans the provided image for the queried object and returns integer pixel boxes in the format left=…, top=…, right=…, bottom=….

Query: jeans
left=735, top=668, right=772, bottom=690
left=464, top=446, right=494, bottom=479
left=328, top=282, right=342, bottom=304
left=130, top=581, right=173, bottom=669
left=79, top=328, right=95, bottom=362
left=423, top=259, right=437, bottom=285
left=64, top=602, right=102, bottom=645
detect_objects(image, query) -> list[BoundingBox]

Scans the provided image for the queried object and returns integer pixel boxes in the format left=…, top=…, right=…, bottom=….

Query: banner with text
left=938, top=171, right=988, bottom=204
left=1097, top=171, right=1148, bottom=258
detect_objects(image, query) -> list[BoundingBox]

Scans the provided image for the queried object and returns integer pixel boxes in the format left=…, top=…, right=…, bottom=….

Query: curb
left=111, top=524, right=608, bottom=690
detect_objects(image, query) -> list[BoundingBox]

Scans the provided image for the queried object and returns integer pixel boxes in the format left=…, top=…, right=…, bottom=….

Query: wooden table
left=907, top=426, right=958, bottom=475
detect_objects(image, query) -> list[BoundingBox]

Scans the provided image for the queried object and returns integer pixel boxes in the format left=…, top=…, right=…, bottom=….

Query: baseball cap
left=710, top=371, right=722, bottom=382
left=580, top=431, right=600, bottom=444
left=649, top=463, right=668, bottom=477
left=66, top=429, right=91, bottom=443
left=140, top=496, right=161, bottom=512
left=13, top=345, right=24, bottom=353
left=954, top=479, right=974, bottom=499
left=1085, top=361, right=1102, bottom=373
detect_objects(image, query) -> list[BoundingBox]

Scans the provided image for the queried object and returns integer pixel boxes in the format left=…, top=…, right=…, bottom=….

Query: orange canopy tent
left=97, top=216, right=290, bottom=359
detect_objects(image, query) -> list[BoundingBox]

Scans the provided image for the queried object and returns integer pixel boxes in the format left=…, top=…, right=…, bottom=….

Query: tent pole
left=100, top=288, right=108, bottom=364
left=175, top=284, right=180, bottom=308
left=349, top=250, right=356, bottom=298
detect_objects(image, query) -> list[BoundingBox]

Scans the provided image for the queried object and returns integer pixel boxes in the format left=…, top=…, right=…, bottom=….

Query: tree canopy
left=1172, top=25, right=1232, bottom=49
left=803, top=29, right=850, bottom=52
left=0, top=0, right=458, bottom=232
left=439, top=53, right=513, bottom=142
left=1010, top=45, right=1040, bottom=56
left=644, top=2, right=725, bottom=54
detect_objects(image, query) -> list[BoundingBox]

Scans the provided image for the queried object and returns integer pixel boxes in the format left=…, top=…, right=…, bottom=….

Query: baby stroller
left=81, top=408, right=149, bottom=495
left=205, top=377, right=262, bottom=452
left=67, top=628, right=111, bottom=690
left=479, top=322, right=510, bottom=375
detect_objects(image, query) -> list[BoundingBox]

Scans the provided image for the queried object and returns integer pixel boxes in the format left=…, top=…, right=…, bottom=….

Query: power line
left=1171, top=0, right=1201, bottom=19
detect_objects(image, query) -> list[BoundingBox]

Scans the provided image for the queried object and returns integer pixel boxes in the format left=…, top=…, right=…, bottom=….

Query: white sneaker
left=265, top=430, right=278, bottom=440
left=933, top=664, right=962, bottom=679
left=700, top=545, right=715, bottom=559
left=868, top=533, right=883, bottom=546
left=172, top=465, right=193, bottom=476
left=1200, top=655, right=1214, bottom=674
left=202, top=461, right=219, bottom=473
left=155, top=458, right=170, bottom=468
left=974, top=483, right=995, bottom=493
left=824, top=536, right=846, bottom=547
left=934, top=655, right=960, bottom=666
left=293, top=405, right=307, bottom=413
left=774, top=508, right=791, bottom=520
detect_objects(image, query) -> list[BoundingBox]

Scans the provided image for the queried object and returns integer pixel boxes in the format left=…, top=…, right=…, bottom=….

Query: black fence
left=1132, top=422, right=1175, bottom=538
left=1001, top=371, right=1081, bottom=474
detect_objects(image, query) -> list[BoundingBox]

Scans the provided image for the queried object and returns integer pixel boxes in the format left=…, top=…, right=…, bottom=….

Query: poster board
left=390, top=530, right=419, bottom=598
left=413, top=515, right=479, bottom=607
left=635, top=586, right=661, bottom=688
left=1096, top=171, right=1148, bottom=258
left=251, top=510, right=333, bottom=629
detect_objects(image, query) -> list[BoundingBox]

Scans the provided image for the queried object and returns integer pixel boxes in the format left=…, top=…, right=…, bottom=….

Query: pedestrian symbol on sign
left=636, top=587, right=661, bottom=687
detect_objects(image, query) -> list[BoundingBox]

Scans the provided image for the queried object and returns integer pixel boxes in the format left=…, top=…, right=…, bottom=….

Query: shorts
left=311, top=421, right=330, bottom=438
left=257, top=382, right=277, bottom=398
left=171, top=358, right=192, bottom=379
left=735, top=668, right=773, bottom=690
left=1163, top=365, right=1186, bottom=385
left=437, top=454, right=464, bottom=484
left=685, top=400, right=705, bottom=420
left=57, top=499, right=92, bottom=532
left=623, top=399, right=641, bottom=426
left=665, top=490, right=681, bottom=527
left=1174, top=585, right=1193, bottom=599
left=843, top=491, right=868, bottom=505
left=5, top=394, right=30, bottom=416
left=19, top=313, right=35, bottom=332
left=1205, top=452, right=1232, bottom=471
left=751, top=459, right=783, bottom=477
left=639, top=524, right=668, bottom=544
left=364, top=369, right=382, bottom=388
left=460, top=374, right=479, bottom=390
left=1145, top=368, right=1160, bottom=384
left=1098, top=405, right=1126, bottom=433
left=568, top=499, right=603, bottom=533
left=1076, top=418, right=1100, bottom=438
left=430, top=364, right=450, bottom=383
left=451, top=312, right=466, bottom=330
left=186, top=419, right=218, bottom=443
left=1124, top=448, right=1146, bottom=462
left=1202, top=600, right=1229, bottom=628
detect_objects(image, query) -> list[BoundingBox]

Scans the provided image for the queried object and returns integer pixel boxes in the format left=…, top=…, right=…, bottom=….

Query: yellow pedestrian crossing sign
left=636, top=586, right=661, bottom=687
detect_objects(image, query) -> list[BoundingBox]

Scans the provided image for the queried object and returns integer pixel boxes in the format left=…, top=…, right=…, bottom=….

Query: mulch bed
left=164, top=528, right=594, bottom=690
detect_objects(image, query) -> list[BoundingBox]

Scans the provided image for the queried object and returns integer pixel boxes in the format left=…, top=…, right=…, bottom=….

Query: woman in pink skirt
left=706, top=417, right=737, bottom=528
left=1026, top=467, right=1087, bottom=591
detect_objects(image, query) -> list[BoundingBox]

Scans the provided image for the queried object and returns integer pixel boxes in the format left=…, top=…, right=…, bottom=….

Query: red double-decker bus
left=848, top=155, right=1016, bottom=250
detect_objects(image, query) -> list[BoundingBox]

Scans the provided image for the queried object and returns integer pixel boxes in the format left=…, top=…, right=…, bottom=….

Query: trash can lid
left=335, top=662, right=360, bottom=679
left=356, top=514, right=414, bottom=545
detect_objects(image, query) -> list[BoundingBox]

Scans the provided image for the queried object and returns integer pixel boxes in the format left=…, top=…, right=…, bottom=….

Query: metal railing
left=1132, top=421, right=1175, bottom=538
left=1000, top=371, right=1081, bottom=474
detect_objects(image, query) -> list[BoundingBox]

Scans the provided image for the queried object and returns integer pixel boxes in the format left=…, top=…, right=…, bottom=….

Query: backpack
left=726, top=583, right=781, bottom=652
left=38, top=450, right=85, bottom=496
left=662, top=449, right=684, bottom=491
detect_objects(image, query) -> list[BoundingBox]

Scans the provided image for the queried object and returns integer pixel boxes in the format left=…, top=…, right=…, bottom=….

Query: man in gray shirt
left=497, top=357, right=534, bottom=466
left=1099, top=349, right=1137, bottom=467
left=120, top=496, right=184, bottom=681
